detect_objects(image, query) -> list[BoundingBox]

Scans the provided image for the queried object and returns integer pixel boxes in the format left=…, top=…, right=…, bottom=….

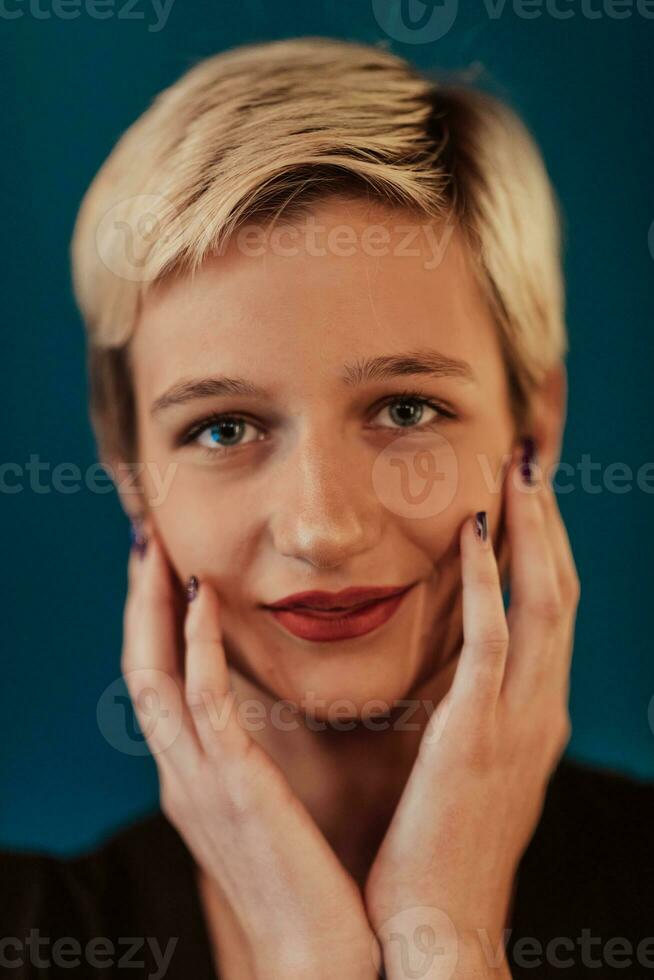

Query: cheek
left=143, top=465, right=259, bottom=586
left=455, top=430, right=512, bottom=513
left=372, top=427, right=510, bottom=527
left=396, top=450, right=506, bottom=561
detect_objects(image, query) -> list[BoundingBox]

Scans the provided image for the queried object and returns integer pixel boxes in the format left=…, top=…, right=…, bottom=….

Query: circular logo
left=372, top=430, right=459, bottom=520
left=371, top=905, right=459, bottom=979
left=95, top=193, right=169, bottom=282
left=95, top=193, right=206, bottom=283
left=96, top=670, right=183, bottom=757
left=372, top=0, right=459, bottom=43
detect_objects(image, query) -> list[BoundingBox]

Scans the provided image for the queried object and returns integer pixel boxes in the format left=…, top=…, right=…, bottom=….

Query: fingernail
left=129, top=517, right=148, bottom=559
left=521, top=436, right=537, bottom=486
left=186, top=575, right=199, bottom=603
left=474, top=511, right=488, bottom=542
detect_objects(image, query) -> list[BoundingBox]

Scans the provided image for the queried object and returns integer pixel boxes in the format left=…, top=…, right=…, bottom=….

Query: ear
left=528, top=362, right=568, bottom=475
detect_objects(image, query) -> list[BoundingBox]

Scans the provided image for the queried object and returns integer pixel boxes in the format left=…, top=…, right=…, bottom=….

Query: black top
left=1, top=755, right=652, bottom=978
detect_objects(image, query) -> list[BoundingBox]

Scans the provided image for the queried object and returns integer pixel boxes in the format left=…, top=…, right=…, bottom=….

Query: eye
left=184, top=415, right=263, bottom=454
left=371, top=393, right=454, bottom=430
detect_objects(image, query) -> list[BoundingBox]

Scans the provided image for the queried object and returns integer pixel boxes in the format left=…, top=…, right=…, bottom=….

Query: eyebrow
left=151, top=376, right=263, bottom=416
left=342, top=349, right=476, bottom=387
left=150, top=348, right=476, bottom=416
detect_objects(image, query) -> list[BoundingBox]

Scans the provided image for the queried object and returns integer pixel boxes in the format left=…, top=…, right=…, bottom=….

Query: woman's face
left=129, top=196, right=517, bottom=718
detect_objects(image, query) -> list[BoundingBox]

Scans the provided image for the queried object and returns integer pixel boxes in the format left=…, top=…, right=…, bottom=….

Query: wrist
left=249, top=932, right=380, bottom=980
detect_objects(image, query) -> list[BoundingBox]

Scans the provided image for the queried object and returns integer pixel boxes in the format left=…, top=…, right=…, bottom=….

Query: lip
left=263, top=583, right=417, bottom=643
left=264, top=584, right=413, bottom=612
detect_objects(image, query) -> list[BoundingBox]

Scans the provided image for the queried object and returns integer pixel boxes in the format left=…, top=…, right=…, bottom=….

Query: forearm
left=251, top=942, right=380, bottom=980
left=262, top=910, right=382, bottom=978
left=252, top=951, right=380, bottom=980
left=200, top=872, right=380, bottom=980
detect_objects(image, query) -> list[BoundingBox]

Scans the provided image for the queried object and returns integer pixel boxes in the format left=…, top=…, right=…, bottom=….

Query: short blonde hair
left=70, top=36, right=567, bottom=464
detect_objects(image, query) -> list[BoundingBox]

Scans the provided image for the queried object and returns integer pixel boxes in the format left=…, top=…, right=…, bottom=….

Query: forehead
left=131, top=198, right=505, bottom=396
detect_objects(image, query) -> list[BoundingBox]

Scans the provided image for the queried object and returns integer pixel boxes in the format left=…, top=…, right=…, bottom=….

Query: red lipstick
left=262, top=584, right=416, bottom=642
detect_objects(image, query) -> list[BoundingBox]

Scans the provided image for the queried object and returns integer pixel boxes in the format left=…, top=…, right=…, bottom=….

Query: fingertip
left=126, top=516, right=149, bottom=586
left=461, top=510, right=492, bottom=554
left=505, top=441, right=542, bottom=527
left=184, top=577, right=223, bottom=643
left=473, top=510, right=490, bottom=546
left=520, top=435, right=542, bottom=490
left=136, top=530, right=181, bottom=623
left=186, top=574, right=200, bottom=604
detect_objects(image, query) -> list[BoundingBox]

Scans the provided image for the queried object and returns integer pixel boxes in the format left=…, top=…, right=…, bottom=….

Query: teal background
left=1, top=0, right=652, bottom=854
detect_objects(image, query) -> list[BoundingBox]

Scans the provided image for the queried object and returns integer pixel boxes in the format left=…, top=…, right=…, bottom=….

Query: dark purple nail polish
left=129, top=517, right=147, bottom=559
left=474, top=511, right=488, bottom=542
left=521, top=436, right=537, bottom=486
left=186, top=575, right=199, bottom=603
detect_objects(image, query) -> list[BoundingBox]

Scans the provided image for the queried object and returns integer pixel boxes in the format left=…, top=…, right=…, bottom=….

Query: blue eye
left=191, top=416, right=262, bottom=452
left=204, top=419, right=243, bottom=446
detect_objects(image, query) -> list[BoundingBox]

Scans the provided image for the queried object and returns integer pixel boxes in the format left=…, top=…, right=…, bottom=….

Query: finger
left=448, top=510, right=509, bottom=717
left=502, top=446, right=564, bottom=704
left=122, top=530, right=202, bottom=766
left=127, top=530, right=143, bottom=591
left=184, top=578, right=250, bottom=758
left=537, top=478, right=580, bottom=698
left=124, top=514, right=153, bottom=632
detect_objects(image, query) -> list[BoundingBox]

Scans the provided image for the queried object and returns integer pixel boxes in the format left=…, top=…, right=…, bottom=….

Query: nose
left=267, top=428, right=382, bottom=569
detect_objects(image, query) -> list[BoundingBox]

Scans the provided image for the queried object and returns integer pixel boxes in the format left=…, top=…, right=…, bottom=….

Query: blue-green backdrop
left=1, top=0, right=652, bottom=854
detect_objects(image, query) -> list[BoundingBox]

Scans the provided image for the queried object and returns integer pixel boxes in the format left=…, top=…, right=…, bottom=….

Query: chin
left=223, top=599, right=441, bottom=724
left=266, top=653, right=430, bottom=728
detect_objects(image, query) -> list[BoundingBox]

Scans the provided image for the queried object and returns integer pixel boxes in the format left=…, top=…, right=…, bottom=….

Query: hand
left=364, top=443, right=580, bottom=979
left=121, top=526, right=380, bottom=979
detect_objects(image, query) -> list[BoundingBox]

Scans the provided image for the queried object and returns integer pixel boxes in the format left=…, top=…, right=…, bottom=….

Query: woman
left=2, top=36, right=652, bottom=980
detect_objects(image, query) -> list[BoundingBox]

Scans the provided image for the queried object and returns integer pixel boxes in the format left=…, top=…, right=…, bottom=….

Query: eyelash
left=179, top=389, right=457, bottom=458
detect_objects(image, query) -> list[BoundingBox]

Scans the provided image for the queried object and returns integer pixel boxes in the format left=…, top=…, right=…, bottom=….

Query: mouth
left=262, top=583, right=417, bottom=643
